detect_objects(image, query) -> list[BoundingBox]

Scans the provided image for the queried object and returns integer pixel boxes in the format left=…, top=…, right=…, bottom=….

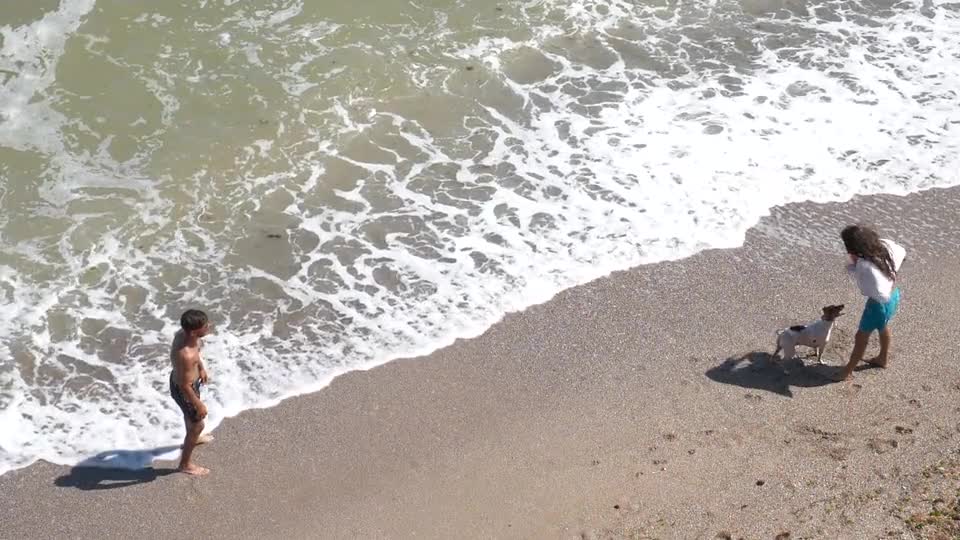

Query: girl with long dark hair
left=839, top=224, right=907, bottom=380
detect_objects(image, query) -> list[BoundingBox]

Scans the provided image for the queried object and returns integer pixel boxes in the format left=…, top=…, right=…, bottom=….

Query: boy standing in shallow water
left=839, top=225, right=907, bottom=381
left=170, top=309, right=213, bottom=476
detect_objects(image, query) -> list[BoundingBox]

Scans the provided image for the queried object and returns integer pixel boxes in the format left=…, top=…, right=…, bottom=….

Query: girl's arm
left=855, top=263, right=886, bottom=301
left=883, top=239, right=907, bottom=272
left=846, top=254, right=857, bottom=274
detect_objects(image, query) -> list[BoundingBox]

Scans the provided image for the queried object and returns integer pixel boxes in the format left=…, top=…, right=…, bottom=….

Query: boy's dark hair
left=180, top=309, right=208, bottom=332
left=841, top=224, right=896, bottom=280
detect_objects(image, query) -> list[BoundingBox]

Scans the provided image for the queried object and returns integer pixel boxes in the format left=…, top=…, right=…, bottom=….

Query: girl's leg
left=871, top=326, right=892, bottom=367
left=841, top=330, right=871, bottom=380
left=871, top=288, right=899, bottom=368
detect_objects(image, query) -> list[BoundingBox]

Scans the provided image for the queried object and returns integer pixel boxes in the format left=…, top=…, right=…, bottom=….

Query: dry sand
left=2, top=186, right=960, bottom=539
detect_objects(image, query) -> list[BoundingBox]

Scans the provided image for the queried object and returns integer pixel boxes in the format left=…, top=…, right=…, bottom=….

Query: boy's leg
left=179, top=417, right=209, bottom=476
left=841, top=330, right=870, bottom=380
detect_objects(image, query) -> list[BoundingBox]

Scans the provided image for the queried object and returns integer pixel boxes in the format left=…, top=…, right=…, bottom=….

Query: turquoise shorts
left=859, top=287, right=900, bottom=333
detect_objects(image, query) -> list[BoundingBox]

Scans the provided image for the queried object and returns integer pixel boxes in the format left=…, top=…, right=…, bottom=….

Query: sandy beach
left=3, top=185, right=960, bottom=539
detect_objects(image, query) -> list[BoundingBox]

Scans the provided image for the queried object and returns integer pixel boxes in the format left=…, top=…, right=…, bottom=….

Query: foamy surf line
left=1, top=0, right=960, bottom=475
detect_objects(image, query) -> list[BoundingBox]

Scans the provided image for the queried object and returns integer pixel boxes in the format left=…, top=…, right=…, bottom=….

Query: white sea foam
left=0, top=0, right=97, bottom=153
left=1, top=0, right=959, bottom=475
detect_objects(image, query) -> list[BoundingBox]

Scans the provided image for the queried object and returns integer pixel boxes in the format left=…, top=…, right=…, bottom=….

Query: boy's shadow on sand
left=54, top=446, right=180, bottom=491
left=705, top=352, right=877, bottom=397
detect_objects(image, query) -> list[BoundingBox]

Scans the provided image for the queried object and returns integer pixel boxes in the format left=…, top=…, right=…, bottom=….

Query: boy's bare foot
left=179, top=464, right=210, bottom=476
left=865, top=356, right=888, bottom=368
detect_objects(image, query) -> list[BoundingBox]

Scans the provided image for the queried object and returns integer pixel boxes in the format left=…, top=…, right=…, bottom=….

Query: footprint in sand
left=841, top=383, right=862, bottom=396
left=798, top=425, right=842, bottom=442
left=908, top=398, right=922, bottom=408
left=895, top=426, right=914, bottom=435
left=867, top=438, right=899, bottom=454
left=744, top=393, right=762, bottom=401
left=828, top=447, right=852, bottom=461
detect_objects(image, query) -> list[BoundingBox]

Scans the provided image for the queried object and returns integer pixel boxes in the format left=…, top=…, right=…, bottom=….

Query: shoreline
left=3, top=185, right=960, bottom=538
left=2, top=179, right=957, bottom=478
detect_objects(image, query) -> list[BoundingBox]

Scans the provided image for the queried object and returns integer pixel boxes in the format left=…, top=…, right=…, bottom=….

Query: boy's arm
left=197, top=337, right=209, bottom=384
left=198, top=357, right=209, bottom=384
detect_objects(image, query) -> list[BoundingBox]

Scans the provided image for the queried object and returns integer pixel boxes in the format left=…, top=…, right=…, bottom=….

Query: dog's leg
left=816, top=345, right=826, bottom=365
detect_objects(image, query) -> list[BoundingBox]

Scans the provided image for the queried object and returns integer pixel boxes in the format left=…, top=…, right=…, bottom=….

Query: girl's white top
left=847, top=239, right=906, bottom=303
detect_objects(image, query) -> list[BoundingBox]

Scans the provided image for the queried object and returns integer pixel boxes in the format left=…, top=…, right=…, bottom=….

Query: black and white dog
left=774, top=304, right=845, bottom=364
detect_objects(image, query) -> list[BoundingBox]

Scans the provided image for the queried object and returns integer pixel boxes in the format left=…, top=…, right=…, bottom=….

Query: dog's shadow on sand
left=54, top=446, right=180, bottom=491
left=705, top=352, right=864, bottom=397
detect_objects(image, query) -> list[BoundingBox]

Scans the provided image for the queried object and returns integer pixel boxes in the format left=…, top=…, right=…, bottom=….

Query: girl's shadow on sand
left=704, top=352, right=873, bottom=397
left=54, top=446, right=180, bottom=491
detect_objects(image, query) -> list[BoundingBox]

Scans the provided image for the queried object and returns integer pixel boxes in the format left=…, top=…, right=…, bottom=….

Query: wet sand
left=2, top=186, right=960, bottom=539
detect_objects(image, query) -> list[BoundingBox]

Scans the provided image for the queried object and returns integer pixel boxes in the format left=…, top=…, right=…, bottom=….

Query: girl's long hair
left=841, top=224, right=896, bottom=280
